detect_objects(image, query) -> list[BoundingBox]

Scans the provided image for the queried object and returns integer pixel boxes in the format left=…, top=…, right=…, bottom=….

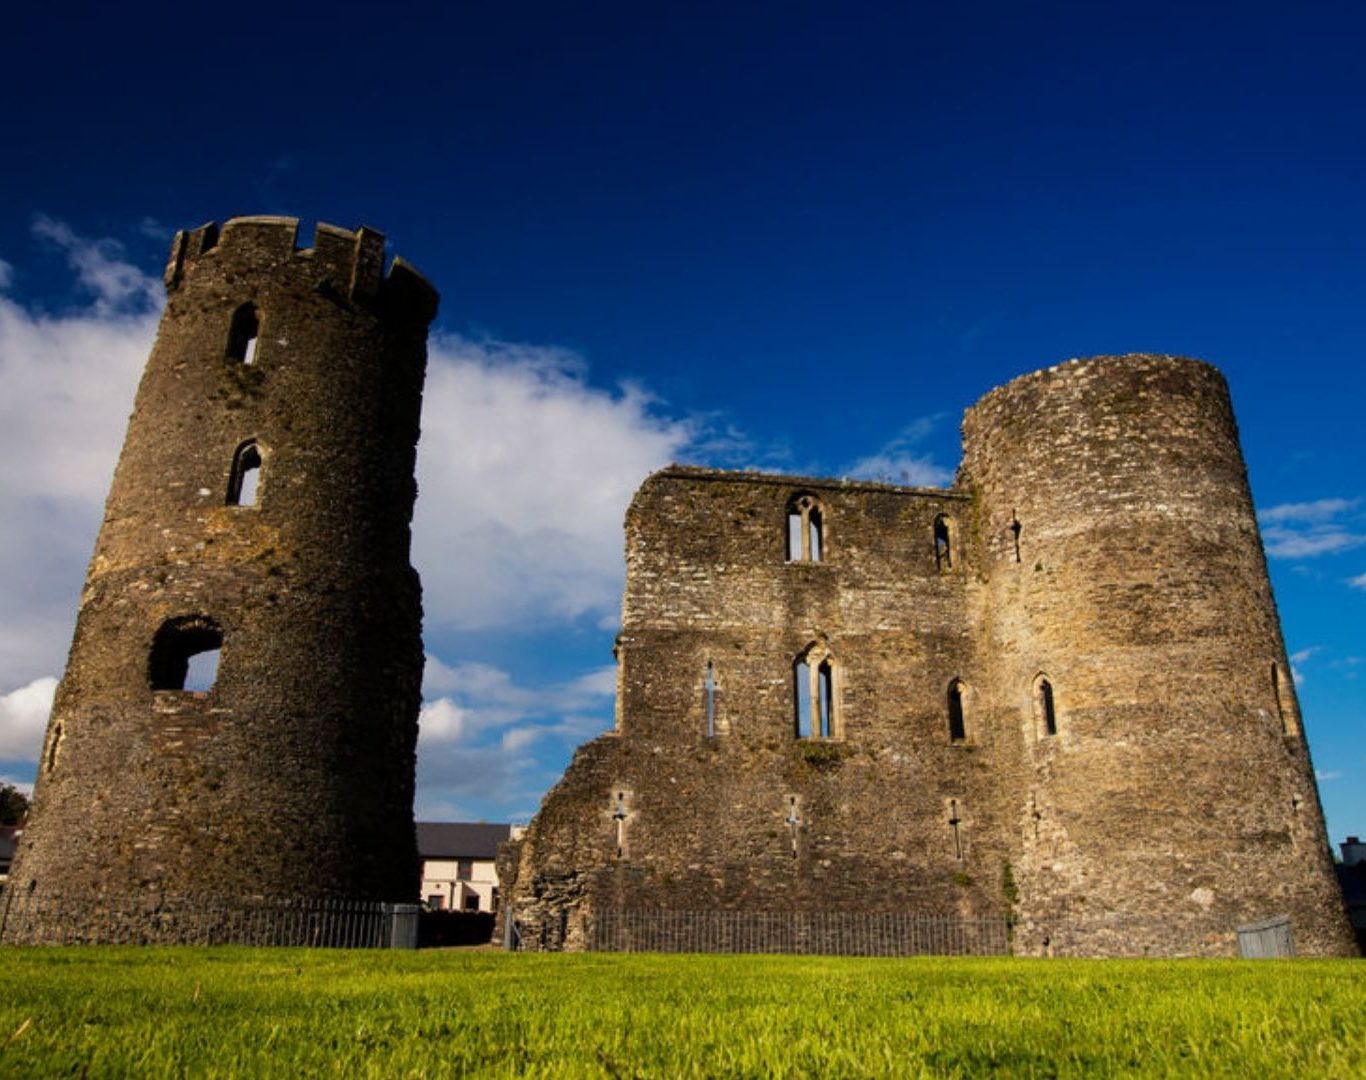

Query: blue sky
left=1, top=3, right=1363, bottom=842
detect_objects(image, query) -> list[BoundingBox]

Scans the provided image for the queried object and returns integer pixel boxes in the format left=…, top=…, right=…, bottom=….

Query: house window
left=462, top=893, right=480, bottom=912
left=934, top=515, right=953, bottom=571
left=947, top=679, right=967, bottom=742
left=427, top=894, right=445, bottom=911
left=456, top=858, right=473, bottom=881
left=226, top=303, right=260, bottom=365
left=226, top=440, right=262, bottom=507
left=786, top=494, right=824, bottom=562
left=1034, top=675, right=1057, bottom=737
left=149, top=616, right=223, bottom=692
left=794, top=650, right=837, bottom=738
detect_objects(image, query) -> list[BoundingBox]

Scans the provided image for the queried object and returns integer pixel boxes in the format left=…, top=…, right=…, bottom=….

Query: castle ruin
left=5, top=216, right=1355, bottom=955
left=7, top=218, right=437, bottom=937
left=502, top=354, right=1358, bottom=957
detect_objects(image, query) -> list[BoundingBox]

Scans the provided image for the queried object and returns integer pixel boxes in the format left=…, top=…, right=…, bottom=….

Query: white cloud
left=0, top=676, right=56, bottom=761
left=1258, top=498, right=1358, bottom=525
left=842, top=416, right=955, bottom=488
left=0, top=257, right=13, bottom=290
left=415, top=655, right=616, bottom=819
left=0, top=224, right=159, bottom=688
left=1259, top=498, right=1366, bottom=560
left=413, top=335, right=698, bottom=632
left=1316, top=770, right=1342, bottom=782
left=1349, top=572, right=1366, bottom=591
left=31, top=215, right=163, bottom=315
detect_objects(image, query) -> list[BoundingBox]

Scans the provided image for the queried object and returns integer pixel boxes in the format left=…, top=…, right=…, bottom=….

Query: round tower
left=961, top=354, right=1355, bottom=956
left=9, top=218, right=438, bottom=933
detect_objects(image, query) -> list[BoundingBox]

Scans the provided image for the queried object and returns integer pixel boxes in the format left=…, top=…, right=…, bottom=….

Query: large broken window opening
left=226, top=302, right=260, bottom=365
left=934, top=514, right=953, bottom=571
left=794, top=651, right=836, bottom=738
left=786, top=493, right=824, bottom=562
left=149, top=616, right=224, bottom=692
left=947, top=679, right=967, bottom=742
left=227, top=440, right=262, bottom=507
left=1034, top=674, right=1057, bottom=737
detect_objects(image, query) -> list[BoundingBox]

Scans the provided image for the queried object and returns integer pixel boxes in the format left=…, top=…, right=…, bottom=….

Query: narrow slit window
left=149, top=616, right=224, bottom=692
left=227, top=440, right=262, bottom=507
left=45, top=723, right=63, bottom=774
left=794, top=660, right=813, bottom=737
left=1272, top=662, right=1299, bottom=735
left=226, top=303, right=259, bottom=365
left=948, top=679, right=967, bottom=742
left=816, top=660, right=833, bottom=738
left=612, top=791, right=628, bottom=858
left=704, top=662, right=717, bottom=737
left=934, top=515, right=953, bottom=571
left=795, top=651, right=837, bottom=739
left=1036, top=676, right=1057, bottom=737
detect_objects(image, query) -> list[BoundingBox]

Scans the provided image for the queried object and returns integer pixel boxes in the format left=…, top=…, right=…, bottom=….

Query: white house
left=418, top=822, right=518, bottom=913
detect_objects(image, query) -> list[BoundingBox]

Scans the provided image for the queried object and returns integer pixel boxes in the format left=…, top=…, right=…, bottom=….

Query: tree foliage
left=0, top=782, right=29, bottom=825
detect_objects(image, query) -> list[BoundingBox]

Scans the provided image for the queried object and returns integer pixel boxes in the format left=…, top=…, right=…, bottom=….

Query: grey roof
left=416, top=822, right=511, bottom=860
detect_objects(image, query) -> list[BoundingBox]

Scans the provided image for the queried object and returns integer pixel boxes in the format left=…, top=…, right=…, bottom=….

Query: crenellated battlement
left=164, top=216, right=438, bottom=324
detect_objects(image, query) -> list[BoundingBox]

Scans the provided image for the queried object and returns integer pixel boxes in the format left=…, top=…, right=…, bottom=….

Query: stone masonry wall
left=11, top=218, right=438, bottom=924
left=505, top=355, right=1357, bottom=957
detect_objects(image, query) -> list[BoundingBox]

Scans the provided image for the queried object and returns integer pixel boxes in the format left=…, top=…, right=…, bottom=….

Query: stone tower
left=960, top=355, right=1350, bottom=956
left=10, top=217, right=438, bottom=925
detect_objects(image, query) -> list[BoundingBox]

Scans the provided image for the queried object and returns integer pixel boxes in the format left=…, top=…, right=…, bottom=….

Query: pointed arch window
left=794, top=647, right=837, bottom=739
left=226, top=303, right=260, bottom=365
left=1033, top=674, right=1058, bottom=738
left=786, top=493, right=824, bottom=562
left=947, top=679, right=968, bottom=742
left=226, top=440, right=262, bottom=507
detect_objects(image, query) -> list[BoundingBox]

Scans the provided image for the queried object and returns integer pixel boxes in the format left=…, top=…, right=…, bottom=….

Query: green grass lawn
left=0, top=948, right=1361, bottom=1078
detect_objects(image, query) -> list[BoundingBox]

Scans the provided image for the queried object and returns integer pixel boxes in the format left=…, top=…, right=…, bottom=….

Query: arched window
left=794, top=647, right=837, bottom=738
left=947, top=679, right=967, bottom=742
left=1034, top=674, right=1058, bottom=737
left=226, top=303, right=260, bottom=365
left=934, top=515, right=953, bottom=571
left=226, top=440, right=262, bottom=507
left=149, top=615, right=223, bottom=692
left=786, top=493, right=824, bottom=562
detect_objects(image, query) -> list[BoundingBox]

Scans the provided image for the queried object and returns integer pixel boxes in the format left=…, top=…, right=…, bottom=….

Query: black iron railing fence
left=582, top=910, right=1011, bottom=956
left=0, top=890, right=420, bottom=948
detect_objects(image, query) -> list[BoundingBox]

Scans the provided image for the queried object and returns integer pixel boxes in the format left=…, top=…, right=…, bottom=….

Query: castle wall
left=10, top=218, right=438, bottom=918
left=506, top=356, right=1356, bottom=957
left=506, top=470, right=1020, bottom=947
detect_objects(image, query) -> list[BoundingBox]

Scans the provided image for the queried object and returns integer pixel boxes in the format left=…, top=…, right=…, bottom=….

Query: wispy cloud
left=842, top=415, right=955, bottom=488
left=31, top=215, right=162, bottom=314
left=0, top=257, right=13, bottom=290
left=1259, top=498, right=1366, bottom=560
left=416, top=655, right=616, bottom=820
left=1316, top=769, right=1342, bottom=782
left=1349, top=572, right=1366, bottom=591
